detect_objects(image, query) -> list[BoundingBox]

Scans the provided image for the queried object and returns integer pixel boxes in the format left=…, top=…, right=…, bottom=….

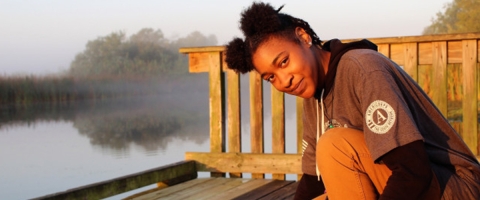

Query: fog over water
left=0, top=71, right=303, bottom=199
left=0, top=0, right=451, bottom=75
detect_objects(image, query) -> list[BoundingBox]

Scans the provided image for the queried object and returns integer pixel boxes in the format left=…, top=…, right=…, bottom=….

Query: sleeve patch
left=365, top=100, right=396, bottom=134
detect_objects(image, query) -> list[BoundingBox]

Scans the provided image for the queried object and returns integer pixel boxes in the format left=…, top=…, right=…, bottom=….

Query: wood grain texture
left=377, top=44, right=390, bottom=58
left=227, top=69, right=242, bottom=178
left=432, top=41, right=448, bottom=116
left=208, top=51, right=225, bottom=178
left=390, top=43, right=404, bottom=66
left=185, top=152, right=302, bottom=174
left=296, top=97, right=304, bottom=181
left=404, top=42, right=418, bottom=81
left=250, top=72, right=265, bottom=179
left=34, top=161, right=197, bottom=200
left=419, top=42, right=433, bottom=65
left=158, top=178, right=233, bottom=199
left=208, top=179, right=273, bottom=199
left=462, top=40, right=478, bottom=154
left=448, top=41, right=462, bottom=64
left=271, top=87, right=285, bottom=180
left=233, top=180, right=296, bottom=200
left=126, top=178, right=214, bottom=200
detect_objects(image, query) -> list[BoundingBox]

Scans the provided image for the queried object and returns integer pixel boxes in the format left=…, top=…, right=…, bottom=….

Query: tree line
left=0, top=28, right=215, bottom=105
left=423, top=0, right=480, bottom=35
left=69, top=28, right=217, bottom=77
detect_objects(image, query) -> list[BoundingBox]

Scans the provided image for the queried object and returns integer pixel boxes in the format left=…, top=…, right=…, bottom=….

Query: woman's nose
left=276, top=71, right=292, bottom=90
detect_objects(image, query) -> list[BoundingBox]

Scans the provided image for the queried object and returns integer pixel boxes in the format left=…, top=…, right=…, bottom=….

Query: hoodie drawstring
left=315, top=89, right=325, bottom=181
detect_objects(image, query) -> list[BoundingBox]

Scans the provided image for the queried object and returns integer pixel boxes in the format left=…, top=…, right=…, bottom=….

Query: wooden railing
left=33, top=161, right=198, bottom=200
left=180, top=32, right=480, bottom=180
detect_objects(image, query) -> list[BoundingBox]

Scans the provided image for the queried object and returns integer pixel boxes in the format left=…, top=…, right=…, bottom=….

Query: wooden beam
left=432, top=41, right=448, bottom=116
left=187, top=52, right=210, bottom=73
left=448, top=41, right=463, bottom=64
left=179, top=46, right=225, bottom=54
left=341, top=32, right=480, bottom=45
left=378, top=44, right=390, bottom=58
left=390, top=43, right=404, bottom=66
left=419, top=42, right=433, bottom=65
left=178, top=33, right=480, bottom=55
left=404, top=42, right=418, bottom=81
left=271, top=87, right=285, bottom=180
left=185, top=152, right=302, bottom=174
left=296, top=97, right=304, bottom=181
left=250, top=72, right=264, bottom=179
left=208, top=51, right=225, bottom=178
left=462, top=40, right=478, bottom=155
left=226, top=68, right=242, bottom=178
left=478, top=40, right=480, bottom=63
left=209, top=51, right=224, bottom=153
left=32, top=161, right=197, bottom=200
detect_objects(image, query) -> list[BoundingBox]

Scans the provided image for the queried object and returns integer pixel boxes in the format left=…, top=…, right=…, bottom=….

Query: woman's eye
left=267, top=75, right=274, bottom=82
left=280, top=57, right=289, bottom=68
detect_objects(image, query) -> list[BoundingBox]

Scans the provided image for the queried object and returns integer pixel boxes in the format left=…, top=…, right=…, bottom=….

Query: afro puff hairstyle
left=225, top=2, right=321, bottom=74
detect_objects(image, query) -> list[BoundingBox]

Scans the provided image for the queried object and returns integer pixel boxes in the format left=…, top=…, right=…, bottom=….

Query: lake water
left=0, top=121, right=210, bottom=200
left=0, top=89, right=300, bottom=200
left=0, top=94, right=212, bottom=199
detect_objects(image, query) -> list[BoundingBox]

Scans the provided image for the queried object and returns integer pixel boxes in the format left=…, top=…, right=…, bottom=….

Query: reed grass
left=0, top=74, right=207, bottom=105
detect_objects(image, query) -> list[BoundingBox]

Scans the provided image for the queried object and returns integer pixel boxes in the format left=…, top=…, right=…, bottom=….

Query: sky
left=0, top=0, right=451, bottom=76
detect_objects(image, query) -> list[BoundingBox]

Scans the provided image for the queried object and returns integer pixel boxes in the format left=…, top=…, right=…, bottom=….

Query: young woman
left=225, top=2, right=480, bottom=200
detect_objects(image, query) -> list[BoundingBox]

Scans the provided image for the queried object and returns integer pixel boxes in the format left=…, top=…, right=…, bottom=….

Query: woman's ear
left=295, top=27, right=311, bottom=46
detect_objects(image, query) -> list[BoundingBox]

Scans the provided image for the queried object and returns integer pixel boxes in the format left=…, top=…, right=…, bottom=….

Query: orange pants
left=314, top=128, right=392, bottom=200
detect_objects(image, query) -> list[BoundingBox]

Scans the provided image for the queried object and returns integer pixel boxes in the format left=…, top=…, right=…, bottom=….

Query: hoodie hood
left=315, top=39, right=377, bottom=99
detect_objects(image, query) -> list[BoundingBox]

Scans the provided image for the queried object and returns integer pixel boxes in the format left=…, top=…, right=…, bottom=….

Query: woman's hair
left=225, top=2, right=322, bottom=74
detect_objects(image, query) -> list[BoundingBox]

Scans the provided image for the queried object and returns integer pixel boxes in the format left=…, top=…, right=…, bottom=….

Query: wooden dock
left=34, top=32, right=479, bottom=200
left=124, top=178, right=298, bottom=200
left=33, top=160, right=301, bottom=200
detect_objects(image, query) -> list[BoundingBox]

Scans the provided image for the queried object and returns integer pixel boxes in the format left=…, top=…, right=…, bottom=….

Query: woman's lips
left=290, top=79, right=304, bottom=95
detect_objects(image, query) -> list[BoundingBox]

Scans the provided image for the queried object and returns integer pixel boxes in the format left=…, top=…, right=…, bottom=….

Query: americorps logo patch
left=366, top=100, right=396, bottom=134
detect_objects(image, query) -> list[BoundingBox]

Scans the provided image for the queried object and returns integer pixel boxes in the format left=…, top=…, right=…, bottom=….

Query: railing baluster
left=250, top=72, right=264, bottom=179
left=462, top=39, right=478, bottom=155
left=272, top=87, right=285, bottom=180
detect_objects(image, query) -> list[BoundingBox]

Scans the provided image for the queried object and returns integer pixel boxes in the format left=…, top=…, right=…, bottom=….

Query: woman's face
left=252, top=36, right=319, bottom=98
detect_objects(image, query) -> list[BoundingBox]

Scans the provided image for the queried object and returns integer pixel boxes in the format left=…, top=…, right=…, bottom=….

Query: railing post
left=432, top=41, right=448, bottom=116
left=296, top=97, right=304, bottom=180
left=226, top=67, right=242, bottom=178
left=271, top=87, right=285, bottom=180
left=250, top=72, right=264, bottom=179
left=208, top=51, right=225, bottom=177
left=462, top=39, right=478, bottom=155
left=404, top=42, right=419, bottom=81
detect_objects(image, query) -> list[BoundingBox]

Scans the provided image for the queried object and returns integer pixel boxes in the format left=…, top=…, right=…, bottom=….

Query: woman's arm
left=294, top=173, right=326, bottom=200
left=379, top=140, right=441, bottom=200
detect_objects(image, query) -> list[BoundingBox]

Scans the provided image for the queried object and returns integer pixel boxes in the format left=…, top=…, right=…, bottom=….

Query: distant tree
left=122, top=28, right=179, bottom=75
left=129, top=28, right=167, bottom=45
left=169, top=31, right=218, bottom=51
left=69, top=29, right=217, bottom=77
left=423, top=0, right=480, bottom=35
left=70, top=31, right=127, bottom=77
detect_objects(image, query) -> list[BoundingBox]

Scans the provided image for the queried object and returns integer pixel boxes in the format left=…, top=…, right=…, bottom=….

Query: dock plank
left=127, top=178, right=299, bottom=200
left=182, top=178, right=249, bottom=200
left=208, top=179, right=274, bottom=199
left=125, top=178, right=214, bottom=200
left=232, top=180, right=296, bottom=200
left=259, top=181, right=299, bottom=200
left=158, top=178, right=232, bottom=199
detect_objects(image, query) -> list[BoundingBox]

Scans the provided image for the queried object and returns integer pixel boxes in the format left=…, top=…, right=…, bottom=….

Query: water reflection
left=0, top=93, right=211, bottom=199
left=0, top=94, right=210, bottom=155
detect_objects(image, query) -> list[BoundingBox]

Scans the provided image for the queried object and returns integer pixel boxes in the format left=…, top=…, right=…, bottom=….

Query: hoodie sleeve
left=294, top=174, right=326, bottom=200
left=379, top=140, right=440, bottom=200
